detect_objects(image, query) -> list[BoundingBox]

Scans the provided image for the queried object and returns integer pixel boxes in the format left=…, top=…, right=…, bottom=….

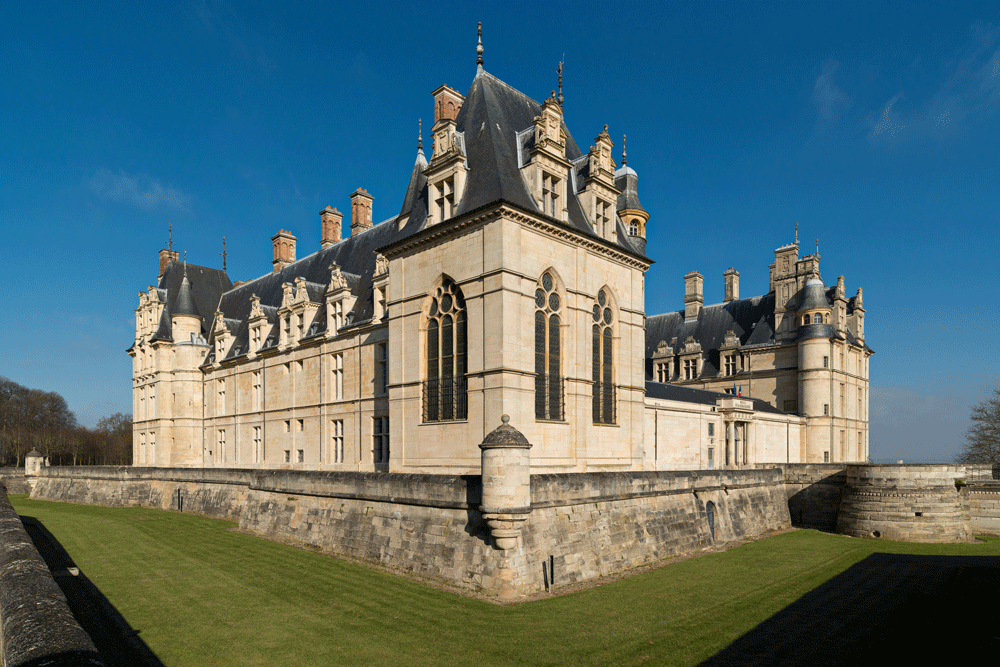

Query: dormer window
left=434, top=176, right=456, bottom=221
left=596, top=199, right=611, bottom=237
left=542, top=173, right=560, bottom=217
left=724, top=354, right=737, bottom=376
left=252, top=326, right=262, bottom=351
left=629, top=220, right=639, bottom=236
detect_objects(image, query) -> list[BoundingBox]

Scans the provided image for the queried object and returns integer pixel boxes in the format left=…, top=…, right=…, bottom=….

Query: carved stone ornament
left=722, top=329, right=740, bottom=349
left=836, top=275, right=846, bottom=300
left=281, top=282, right=295, bottom=308
left=214, top=310, right=225, bottom=333
left=294, top=276, right=309, bottom=302
left=374, top=252, right=389, bottom=277
left=855, top=287, right=864, bottom=309
left=249, top=294, right=264, bottom=319
left=682, top=335, right=702, bottom=354
left=328, top=262, right=348, bottom=291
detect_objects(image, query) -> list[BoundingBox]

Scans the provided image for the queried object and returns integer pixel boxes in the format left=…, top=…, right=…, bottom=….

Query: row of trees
left=957, top=386, right=1000, bottom=465
left=0, top=376, right=131, bottom=467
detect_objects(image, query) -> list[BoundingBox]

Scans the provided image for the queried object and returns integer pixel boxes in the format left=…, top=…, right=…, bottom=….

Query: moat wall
left=30, top=467, right=790, bottom=596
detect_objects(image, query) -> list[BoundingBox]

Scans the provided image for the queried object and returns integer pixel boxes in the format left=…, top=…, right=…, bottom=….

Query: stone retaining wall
left=966, top=483, right=1000, bottom=536
left=31, top=466, right=791, bottom=597
left=836, top=464, right=972, bottom=542
left=0, top=489, right=104, bottom=666
left=0, top=470, right=31, bottom=495
left=762, top=463, right=847, bottom=530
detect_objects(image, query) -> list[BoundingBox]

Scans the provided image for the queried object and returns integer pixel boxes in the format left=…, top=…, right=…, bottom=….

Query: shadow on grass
left=700, top=552, right=1000, bottom=666
left=19, top=516, right=166, bottom=667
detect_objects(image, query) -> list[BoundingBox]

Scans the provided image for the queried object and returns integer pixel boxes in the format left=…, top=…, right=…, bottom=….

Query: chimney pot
left=320, top=206, right=343, bottom=248
left=724, top=267, right=740, bottom=302
left=159, top=248, right=179, bottom=279
left=350, top=189, right=375, bottom=233
left=683, top=271, right=704, bottom=319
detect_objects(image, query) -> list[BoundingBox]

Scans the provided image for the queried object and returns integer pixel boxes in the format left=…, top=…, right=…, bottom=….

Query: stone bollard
left=479, top=415, right=532, bottom=551
left=24, top=449, right=44, bottom=490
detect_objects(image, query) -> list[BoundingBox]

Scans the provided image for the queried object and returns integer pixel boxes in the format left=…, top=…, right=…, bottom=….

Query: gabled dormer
left=277, top=277, right=321, bottom=349
left=424, top=85, right=467, bottom=226
left=523, top=92, right=572, bottom=222
left=578, top=125, right=620, bottom=241
left=247, top=295, right=268, bottom=357
left=651, top=339, right=673, bottom=383
left=679, top=336, right=703, bottom=381
left=325, top=262, right=356, bottom=337
left=372, top=252, right=389, bottom=323
left=212, top=311, right=234, bottom=364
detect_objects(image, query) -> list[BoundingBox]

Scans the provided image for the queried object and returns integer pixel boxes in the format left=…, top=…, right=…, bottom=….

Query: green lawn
left=10, top=495, right=999, bottom=667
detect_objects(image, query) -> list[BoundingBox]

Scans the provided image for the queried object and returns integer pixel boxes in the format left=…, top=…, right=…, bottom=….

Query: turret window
left=424, top=279, right=467, bottom=421
left=535, top=272, right=563, bottom=420
left=592, top=288, right=616, bottom=425
left=629, top=220, right=639, bottom=236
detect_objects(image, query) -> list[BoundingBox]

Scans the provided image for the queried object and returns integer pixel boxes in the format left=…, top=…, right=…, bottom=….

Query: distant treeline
left=0, top=376, right=131, bottom=467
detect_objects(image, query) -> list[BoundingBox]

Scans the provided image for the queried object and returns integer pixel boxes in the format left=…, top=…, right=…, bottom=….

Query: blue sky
left=2, top=1, right=998, bottom=462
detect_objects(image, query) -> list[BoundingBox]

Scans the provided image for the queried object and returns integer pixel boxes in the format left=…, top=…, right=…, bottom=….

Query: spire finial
left=815, top=239, right=820, bottom=260
left=476, top=22, right=484, bottom=72
left=794, top=222, right=799, bottom=245
left=220, top=236, right=228, bottom=272
left=622, top=133, right=627, bottom=165
left=183, top=250, right=188, bottom=278
left=167, top=221, right=173, bottom=252
left=417, top=118, right=423, bottom=152
left=557, top=57, right=564, bottom=108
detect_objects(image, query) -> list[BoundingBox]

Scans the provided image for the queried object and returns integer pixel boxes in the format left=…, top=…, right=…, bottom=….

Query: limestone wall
left=30, top=466, right=790, bottom=597
left=966, top=484, right=1000, bottom=536
left=836, top=464, right=971, bottom=542
left=0, top=470, right=31, bottom=494
left=768, top=463, right=847, bottom=530
left=0, top=489, right=104, bottom=666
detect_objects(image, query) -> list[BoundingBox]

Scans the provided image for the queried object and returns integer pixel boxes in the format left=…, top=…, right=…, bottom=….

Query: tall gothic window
left=424, top=279, right=467, bottom=421
left=592, top=288, right=615, bottom=424
left=535, top=272, right=563, bottom=420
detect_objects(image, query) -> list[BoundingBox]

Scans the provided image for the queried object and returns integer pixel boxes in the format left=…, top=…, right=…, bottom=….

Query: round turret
left=797, top=275, right=833, bottom=335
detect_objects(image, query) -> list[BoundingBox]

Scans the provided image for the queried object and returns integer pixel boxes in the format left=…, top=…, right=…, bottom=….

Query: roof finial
left=622, top=133, right=627, bottom=165
left=417, top=118, right=423, bottom=152
left=166, top=221, right=173, bottom=252
left=220, top=236, right=227, bottom=272
left=794, top=221, right=799, bottom=245
left=557, top=57, right=564, bottom=108
left=183, top=250, right=188, bottom=277
left=476, top=22, right=484, bottom=73
left=815, top=239, right=820, bottom=260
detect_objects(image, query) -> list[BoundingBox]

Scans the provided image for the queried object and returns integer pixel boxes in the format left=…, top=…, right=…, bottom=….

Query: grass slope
left=10, top=496, right=999, bottom=667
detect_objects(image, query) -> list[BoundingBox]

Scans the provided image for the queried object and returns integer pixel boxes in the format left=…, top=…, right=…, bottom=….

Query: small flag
left=738, top=385, right=743, bottom=397
left=733, top=383, right=738, bottom=396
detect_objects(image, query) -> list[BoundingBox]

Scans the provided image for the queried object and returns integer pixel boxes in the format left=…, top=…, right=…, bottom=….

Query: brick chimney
left=159, top=248, right=179, bottom=278
left=724, top=267, right=740, bottom=302
left=350, top=189, right=374, bottom=233
left=271, top=229, right=296, bottom=273
left=432, top=85, right=464, bottom=124
left=683, top=271, right=704, bottom=320
left=320, top=206, right=343, bottom=248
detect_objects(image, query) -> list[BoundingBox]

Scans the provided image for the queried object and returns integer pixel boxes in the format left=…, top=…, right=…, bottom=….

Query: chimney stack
left=350, top=189, right=374, bottom=233
left=271, top=229, right=297, bottom=273
left=320, top=206, right=343, bottom=248
left=683, top=271, right=704, bottom=320
left=723, top=267, right=740, bottom=302
left=432, top=85, right=464, bottom=124
left=159, top=248, right=179, bottom=279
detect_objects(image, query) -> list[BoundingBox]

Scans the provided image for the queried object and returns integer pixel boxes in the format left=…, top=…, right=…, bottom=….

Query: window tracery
left=535, top=272, right=563, bottom=420
left=424, top=279, right=467, bottom=421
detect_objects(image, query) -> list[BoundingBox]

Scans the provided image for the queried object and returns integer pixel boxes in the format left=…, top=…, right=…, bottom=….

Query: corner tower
left=614, top=136, right=649, bottom=255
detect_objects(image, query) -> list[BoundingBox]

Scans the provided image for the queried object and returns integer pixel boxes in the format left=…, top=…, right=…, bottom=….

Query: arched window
left=424, top=279, right=467, bottom=421
left=629, top=220, right=639, bottom=236
left=813, top=313, right=823, bottom=324
left=535, top=272, right=563, bottom=420
left=592, top=288, right=616, bottom=424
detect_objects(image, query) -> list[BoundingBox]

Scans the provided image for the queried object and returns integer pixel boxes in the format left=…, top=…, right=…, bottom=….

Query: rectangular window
left=840, top=383, right=845, bottom=415
left=840, top=429, right=846, bottom=460
left=331, top=301, right=344, bottom=332
left=542, top=172, right=560, bottom=217
left=283, top=420, right=290, bottom=433
left=296, top=449, right=304, bottom=463
left=218, top=378, right=225, bottom=414
left=332, top=420, right=344, bottom=464
left=252, top=371, right=262, bottom=409
left=297, top=419, right=304, bottom=432
left=296, top=360, right=303, bottom=373
left=140, top=387, right=145, bottom=419
left=140, top=433, right=146, bottom=463
left=596, top=199, right=611, bottom=237
left=708, top=423, right=715, bottom=437
left=217, top=429, right=225, bottom=462
left=858, top=431, right=863, bottom=460
left=375, top=343, right=388, bottom=396
left=823, top=356, right=829, bottom=369
left=707, top=447, right=714, bottom=470
left=284, top=450, right=290, bottom=463
left=823, top=451, right=830, bottom=463
left=373, top=416, right=389, bottom=464
left=332, top=353, right=344, bottom=400
left=148, top=386, right=155, bottom=417
left=823, top=404, right=829, bottom=416
left=149, top=433, right=155, bottom=463
left=252, top=326, right=262, bottom=351
left=253, top=426, right=262, bottom=463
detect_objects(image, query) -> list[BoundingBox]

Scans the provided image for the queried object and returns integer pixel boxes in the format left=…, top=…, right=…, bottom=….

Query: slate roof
left=645, top=381, right=785, bottom=415
left=152, top=66, right=651, bottom=362
left=644, top=294, right=776, bottom=379
left=150, top=262, right=233, bottom=343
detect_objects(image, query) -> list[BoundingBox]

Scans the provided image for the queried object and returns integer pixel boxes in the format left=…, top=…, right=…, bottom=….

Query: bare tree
left=957, top=387, right=1000, bottom=465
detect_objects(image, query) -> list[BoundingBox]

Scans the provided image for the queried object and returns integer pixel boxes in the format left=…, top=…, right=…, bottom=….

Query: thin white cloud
left=87, top=168, right=192, bottom=213
left=190, top=0, right=277, bottom=74
left=812, top=59, right=850, bottom=126
left=872, top=94, right=906, bottom=138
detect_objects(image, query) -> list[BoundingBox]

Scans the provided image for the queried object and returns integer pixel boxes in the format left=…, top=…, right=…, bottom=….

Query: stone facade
left=129, top=40, right=868, bottom=475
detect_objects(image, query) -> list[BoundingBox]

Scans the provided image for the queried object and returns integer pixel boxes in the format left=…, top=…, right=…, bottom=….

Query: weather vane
left=476, top=22, right=484, bottom=72
left=557, top=57, right=564, bottom=108
left=622, top=133, right=627, bottom=165
left=167, top=221, right=173, bottom=252
left=794, top=222, right=799, bottom=246
left=221, top=236, right=228, bottom=272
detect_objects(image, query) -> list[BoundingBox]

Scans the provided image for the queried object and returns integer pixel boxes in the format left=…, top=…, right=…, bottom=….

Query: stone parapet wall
left=836, top=464, right=971, bottom=542
left=0, top=489, right=104, bottom=666
left=0, top=470, right=31, bottom=495
left=967, top=484, right=1000, bottom=536
left=761, top=463, right=847, bottom=530
left=31, top=466, right=790, bottom=597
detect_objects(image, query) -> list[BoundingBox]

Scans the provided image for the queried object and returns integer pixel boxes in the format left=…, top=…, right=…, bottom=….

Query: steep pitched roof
left=151, top=262, right=233, bottom=342
left=645, top=381, right=785, bottom=415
